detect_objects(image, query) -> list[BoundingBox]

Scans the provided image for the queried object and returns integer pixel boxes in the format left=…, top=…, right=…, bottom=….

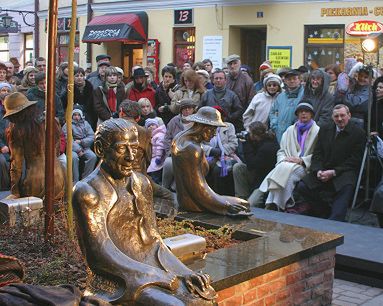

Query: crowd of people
left=1, top=53, right=383, bottom=225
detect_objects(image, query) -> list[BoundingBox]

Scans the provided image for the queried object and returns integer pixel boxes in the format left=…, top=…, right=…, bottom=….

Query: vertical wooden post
left=45, top=0, right=59, bottom=240
left=66, top=0, right=77, bottom=240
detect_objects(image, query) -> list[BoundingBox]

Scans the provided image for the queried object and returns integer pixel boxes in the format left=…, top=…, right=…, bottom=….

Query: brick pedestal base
left=217, top=248, right=336, bottom=306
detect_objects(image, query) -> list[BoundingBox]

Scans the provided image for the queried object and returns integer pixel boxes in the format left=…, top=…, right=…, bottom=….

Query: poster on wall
left=202, top=36, right=223, bottom=69
left=267, top=46, right=292, bottom=69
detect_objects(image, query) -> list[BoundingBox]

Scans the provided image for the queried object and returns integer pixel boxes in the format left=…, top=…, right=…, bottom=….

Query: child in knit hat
left=145, top=118, right=167, bottom=184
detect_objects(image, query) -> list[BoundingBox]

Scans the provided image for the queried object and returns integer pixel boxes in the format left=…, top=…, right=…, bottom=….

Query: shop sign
left=267, top=46, right=292, bottom=69
left=321, top=6, right=383, bottom=17
left=174, top=9, right=193, bottom=26
left=346, top=20, right=383, bottom=36
left=0, top=20, right=19, bottom=33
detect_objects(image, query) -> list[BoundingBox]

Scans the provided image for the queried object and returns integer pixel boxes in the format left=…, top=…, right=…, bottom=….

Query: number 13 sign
left=174, top=9, right=193, bottom=26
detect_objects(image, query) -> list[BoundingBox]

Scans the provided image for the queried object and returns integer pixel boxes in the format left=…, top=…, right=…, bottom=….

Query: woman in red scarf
left=93, top=66, right=126, bottom=125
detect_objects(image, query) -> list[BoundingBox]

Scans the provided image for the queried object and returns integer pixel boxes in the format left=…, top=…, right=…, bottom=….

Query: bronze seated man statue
left=172, top=106, right=251, bottom=216
left=73, top=118, right=216, bottom=305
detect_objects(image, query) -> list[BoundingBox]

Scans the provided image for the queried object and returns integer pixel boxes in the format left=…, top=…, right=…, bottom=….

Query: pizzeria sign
left=346, top=20, right=383, bottom=36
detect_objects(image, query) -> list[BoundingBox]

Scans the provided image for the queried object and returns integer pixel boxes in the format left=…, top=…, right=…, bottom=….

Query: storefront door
left=241, top=27, right=267, bottom=81
left=122, top=44, right=143, bottom=81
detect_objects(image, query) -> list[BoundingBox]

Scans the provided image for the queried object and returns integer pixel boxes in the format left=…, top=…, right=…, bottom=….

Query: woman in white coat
left=259, top=102, right=320, bottom=211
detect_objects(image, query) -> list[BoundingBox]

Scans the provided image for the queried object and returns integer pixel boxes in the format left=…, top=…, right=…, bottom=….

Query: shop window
left=57, top=33, right=79, bottom=65
left=0, top=36, right=9, bottom=62
left=24, top=33, right=34, bottom=65
left=173, top=27, right=195, bottom=69
left=304, top=25, right=344, bottom=68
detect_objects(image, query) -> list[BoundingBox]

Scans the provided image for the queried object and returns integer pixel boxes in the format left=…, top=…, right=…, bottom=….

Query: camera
left=171, top=83, right=181, bottom=92
left=236, top=131, right=249, bottom=141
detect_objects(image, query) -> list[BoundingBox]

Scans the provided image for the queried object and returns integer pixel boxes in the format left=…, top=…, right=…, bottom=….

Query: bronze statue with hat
left=3, top=92, right=65, bottom=200
left=73, top=118, right=217, bottom=305
left=172, top=106, right=251, bottom=216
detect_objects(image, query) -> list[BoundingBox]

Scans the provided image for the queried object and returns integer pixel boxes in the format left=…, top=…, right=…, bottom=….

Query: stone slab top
left=170, top=211, right=343, bottom=291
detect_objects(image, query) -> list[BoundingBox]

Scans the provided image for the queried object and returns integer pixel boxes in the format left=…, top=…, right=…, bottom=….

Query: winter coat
left=302, top=121, right=365, bottom=192
left=93, top=82, right=126, bottom=122
left=154, top=82, right=177, bottom=125
left=163, top=115, right=187, bottom=156
left=242, top=137, right=280, bottom=189
left=56, top=76, right=68, bottom=99
left=335, top=82, right=369, bottom=120
left=170, top=87, right=205, bottom=114
left=243, top=91, right=279, bottom=129
left=200, top=87, right=243, bottom=131
left=269, top=85, right=304, bottom=142
left=61, top=80, right=97, bottom=130
left=303, top=70, right=334, bottom=127
left=26, top=87, right=65, bottom=125
left=260, top=121, right=320, bottom=192
left=147, top=124, right=167, bottom=173
left=202, top=122, right=238, bottom=156
left=62, top=118, right=94, bottom=153
left=226, top=71, right=255, bottom=109
left=127, top=84, right=156, bottom=107
left=87, top=74, right=104, bottom=90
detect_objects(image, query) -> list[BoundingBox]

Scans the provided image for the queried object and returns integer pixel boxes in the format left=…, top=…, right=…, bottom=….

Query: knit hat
left=133, top=67, right=147, bottom=78
left=23, top=66, right=39, bottom=75
left=295, top=102, right=314, bottom=116
left=72, top=104, right=84, bottom=118
left=0, top=82, right=12, bottom=91
left=145, top=118, right=159, bottom=129
left=259, top=60, right=272, bottom=71
left=263, top=74, right=282, bottom=87
left=115, top=66, right=124, bottom=76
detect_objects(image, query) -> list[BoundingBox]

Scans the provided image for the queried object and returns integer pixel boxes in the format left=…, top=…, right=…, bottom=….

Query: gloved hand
left=209, top=148, right=222, bottom=158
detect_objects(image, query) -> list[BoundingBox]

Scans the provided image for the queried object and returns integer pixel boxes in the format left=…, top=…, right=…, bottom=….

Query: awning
left=82, top=12, right=148, bottom=43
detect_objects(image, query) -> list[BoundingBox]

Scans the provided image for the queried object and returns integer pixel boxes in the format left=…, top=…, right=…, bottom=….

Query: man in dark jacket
left=297, top=104, right=365, bottom=221
left=233, top=121, right=279, bottom=205
left=225, top=54, right=255, bottom=111
left=201, top=70, right=243, bottom=132
left=26, top=72, right=65, bottom=125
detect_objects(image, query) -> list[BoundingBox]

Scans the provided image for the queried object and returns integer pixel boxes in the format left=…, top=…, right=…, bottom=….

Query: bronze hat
left=186, top=106, right=226, bottom=127
left=3, top=92, right=37, bottom=118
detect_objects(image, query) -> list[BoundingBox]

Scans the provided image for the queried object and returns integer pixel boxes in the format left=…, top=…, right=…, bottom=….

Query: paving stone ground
left=333, top=279, right=383, bottom=306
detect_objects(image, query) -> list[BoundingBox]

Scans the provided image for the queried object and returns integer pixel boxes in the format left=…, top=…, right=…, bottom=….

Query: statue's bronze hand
left=184, top=273, right=217, bottom=300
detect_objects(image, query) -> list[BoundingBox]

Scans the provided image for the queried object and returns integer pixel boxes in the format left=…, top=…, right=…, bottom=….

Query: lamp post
left=0, top=8, right=36, bottom=27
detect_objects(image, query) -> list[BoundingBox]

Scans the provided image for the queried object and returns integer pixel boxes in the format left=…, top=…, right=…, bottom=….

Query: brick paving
left=333, top=279, right=383, bottom=306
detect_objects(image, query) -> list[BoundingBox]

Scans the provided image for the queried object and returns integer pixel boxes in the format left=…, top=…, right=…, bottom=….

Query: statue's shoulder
left=73, top=178, right=99, bottom=208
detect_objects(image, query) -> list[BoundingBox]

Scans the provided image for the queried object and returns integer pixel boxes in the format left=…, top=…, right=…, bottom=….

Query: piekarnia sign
left=346, top=20, right=383, bottom=36
left=87, top=28, right=121, bottom=40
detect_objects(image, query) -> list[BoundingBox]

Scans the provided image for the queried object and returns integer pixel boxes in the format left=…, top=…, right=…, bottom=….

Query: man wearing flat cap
left=297, top=104, right=365, bottom=221
left=225, top=54, right=255, bottom=120
left=86, top=54, right=112, bottom=80
left=87, top=61, right=111, bottom=90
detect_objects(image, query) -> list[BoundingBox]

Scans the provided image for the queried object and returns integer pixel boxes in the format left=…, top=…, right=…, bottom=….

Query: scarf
left=296, top=119, right=313, bottom=157
left=107, top=87, right=117, bottom=112
left=213, top=87, right=226, bottom=101
left=207, top=128, right=228, bottom=177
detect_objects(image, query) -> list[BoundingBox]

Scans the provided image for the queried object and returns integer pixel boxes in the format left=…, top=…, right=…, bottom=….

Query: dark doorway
left=240, top=27, right=267, bottom=82
left=122, top=44, right=143, bottom=82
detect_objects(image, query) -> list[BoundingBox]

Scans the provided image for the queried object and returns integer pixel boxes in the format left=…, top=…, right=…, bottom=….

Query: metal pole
left=66, top=0, right=77, bottom=240
left=44, top=0, right=58, bottom=240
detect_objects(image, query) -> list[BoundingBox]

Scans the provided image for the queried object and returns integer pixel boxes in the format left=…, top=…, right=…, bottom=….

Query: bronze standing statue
left=3, top=93, right=65, bottom=200
left=73, top=118, right=216, bottom=305
left=172, top=106, right=251, bottom=216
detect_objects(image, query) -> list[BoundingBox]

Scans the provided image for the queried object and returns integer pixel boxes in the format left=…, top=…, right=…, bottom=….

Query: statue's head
left=95, top=118, right=139, bottom=179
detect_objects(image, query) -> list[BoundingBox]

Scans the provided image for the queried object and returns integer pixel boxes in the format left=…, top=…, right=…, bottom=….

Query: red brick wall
left=216, top=248, right=336, bottom=306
